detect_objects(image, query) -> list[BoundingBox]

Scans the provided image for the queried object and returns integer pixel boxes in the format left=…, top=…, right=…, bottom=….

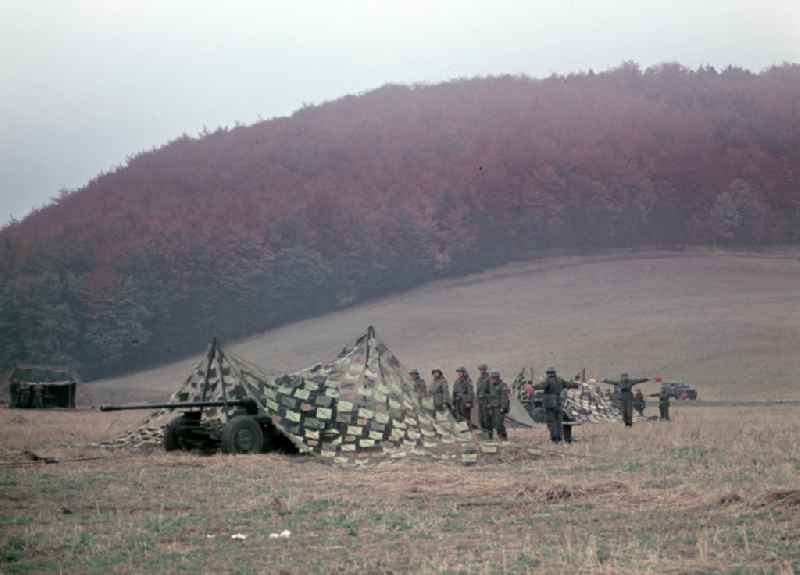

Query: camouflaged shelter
left=264, top=326, right=475, bottom=465
left=100, top=340, right=277, bottom=449
left=105, top=327, right=476, bottom=463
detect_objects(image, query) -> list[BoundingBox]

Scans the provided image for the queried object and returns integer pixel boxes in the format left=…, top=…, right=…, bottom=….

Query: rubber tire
left=221, top=416, right=264, bottom=454
left=164, top=416, right=185, bottom=452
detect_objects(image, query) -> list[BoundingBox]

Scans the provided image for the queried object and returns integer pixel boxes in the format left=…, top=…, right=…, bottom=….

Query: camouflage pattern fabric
left=99, top=343, right=273, bottom=449
left=262, top=327, right=477, bottom=465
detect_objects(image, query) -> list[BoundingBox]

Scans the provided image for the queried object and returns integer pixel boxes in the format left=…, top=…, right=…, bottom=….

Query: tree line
left=2, top=62, right=799, bottom=378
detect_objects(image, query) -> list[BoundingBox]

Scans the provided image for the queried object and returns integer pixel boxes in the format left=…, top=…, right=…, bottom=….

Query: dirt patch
left=757, top=490, right=800, bottom=509
left=717, top=492, right=744, bottom=506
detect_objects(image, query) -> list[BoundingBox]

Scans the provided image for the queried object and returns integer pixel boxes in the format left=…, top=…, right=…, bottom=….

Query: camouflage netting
left=563, top=383, right=646, bottom=422
left=512, top=374, right=647, bottom=424
left=264, top=326, right=480, bottom=466
left=97, top=342, right=273, bottom=449
left=100, top=328, right=493, bottom=465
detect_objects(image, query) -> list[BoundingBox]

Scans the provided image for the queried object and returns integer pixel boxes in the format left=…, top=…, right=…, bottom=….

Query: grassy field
left=2, top=404, right=799, bottom=574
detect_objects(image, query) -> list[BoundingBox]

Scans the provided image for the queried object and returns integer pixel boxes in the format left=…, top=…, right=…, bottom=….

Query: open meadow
left=2, top=250, right=800, bottom=574
left=2, top=404, right=799, bottom=574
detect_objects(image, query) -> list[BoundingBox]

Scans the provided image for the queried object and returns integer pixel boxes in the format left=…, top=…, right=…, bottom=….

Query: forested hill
left=2, top=63, right=800, bottom=378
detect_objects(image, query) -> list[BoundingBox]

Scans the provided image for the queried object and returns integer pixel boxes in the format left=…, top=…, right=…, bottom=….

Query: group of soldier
left=409, top=364, right=511, bottom=440
left=409, top=364, right=673, bottom=443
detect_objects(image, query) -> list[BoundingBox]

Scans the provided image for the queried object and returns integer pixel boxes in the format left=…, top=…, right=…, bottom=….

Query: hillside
left=86, top=250, right=800, bottom=404
left=2, top=63, right=800, bottom=378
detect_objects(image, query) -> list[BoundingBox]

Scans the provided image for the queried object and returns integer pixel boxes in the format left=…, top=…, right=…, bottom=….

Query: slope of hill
left=2, top=63, right=800, bottom=377
left=87, top=250, right=800, bottom=404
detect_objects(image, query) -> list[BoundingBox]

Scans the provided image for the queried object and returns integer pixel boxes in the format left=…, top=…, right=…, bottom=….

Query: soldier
left=481, top=370, right=510, bottom=440
left=633, top=388, right=646, bottom=417
left=603, top=373, right=649, bottom=427
left=650, top=385, right=671, bottom=421
left=430, top=369, right=451, bottom=413
left=475, top=363, right=491, bottom=432
left=452, top=367, right=474, bottom=424
left=409, top=369, right=428, bottom=399
left=534, top=367, right=579, bottom=442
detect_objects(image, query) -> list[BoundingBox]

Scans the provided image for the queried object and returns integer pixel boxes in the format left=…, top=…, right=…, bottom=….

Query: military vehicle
left=8, top=364, right=79, bottom=408
left=662, top=382, right=698, bottom=400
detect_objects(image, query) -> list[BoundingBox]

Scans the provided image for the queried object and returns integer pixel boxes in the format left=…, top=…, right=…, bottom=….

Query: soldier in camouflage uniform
left=603, top=373, right=649, bottom=427
left=409, top=369, right=428, bottom=399
left=480, top=371, right=510, bottom=440
left=430, top=369, right=451, bottom=413
left=633, top=388, right=646, bottom=416
left=534, top=367, right=579, bottom=442
left=452, top=367, right=475, bottom=425
left=475, top=363, right=491, bottom=432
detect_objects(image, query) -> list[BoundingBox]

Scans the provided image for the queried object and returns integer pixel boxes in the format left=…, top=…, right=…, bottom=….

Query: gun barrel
left=98, top=399, right=257, bottom=412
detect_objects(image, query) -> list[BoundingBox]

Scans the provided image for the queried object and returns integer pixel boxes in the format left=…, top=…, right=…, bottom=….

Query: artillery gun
left=98, top=338, right=284, bottom=454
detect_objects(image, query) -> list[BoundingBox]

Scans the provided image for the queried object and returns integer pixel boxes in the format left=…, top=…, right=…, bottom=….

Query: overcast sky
left=1, top=0, right=798, bottom=222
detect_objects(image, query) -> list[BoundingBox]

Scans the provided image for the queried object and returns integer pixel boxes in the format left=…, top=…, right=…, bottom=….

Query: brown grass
left=1, top=404, right=800, bottom=574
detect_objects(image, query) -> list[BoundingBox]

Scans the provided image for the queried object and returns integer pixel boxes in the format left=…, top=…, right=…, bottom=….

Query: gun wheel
left=221, top=415, right=264, bottom=454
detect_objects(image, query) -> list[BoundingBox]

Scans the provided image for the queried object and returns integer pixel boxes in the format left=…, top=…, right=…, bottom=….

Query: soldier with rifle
left=452, top=367, right=474, bottom=425
left=603, top=373, right=649, bottom=427
left=533, top=367, right=580, bottom=442
left=409, top=369, right=428, bottom=399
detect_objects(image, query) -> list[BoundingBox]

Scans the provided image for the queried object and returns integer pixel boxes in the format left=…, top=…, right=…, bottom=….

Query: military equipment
left=99, top=327, right=482, bottom=466
left=662, top=382, right=697, bottom=400
left=96, top=338, right=280, bottom=454
left=8, top=364, right=79, bottom=409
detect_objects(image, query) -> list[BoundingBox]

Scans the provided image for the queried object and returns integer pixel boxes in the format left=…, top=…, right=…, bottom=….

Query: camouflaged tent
left=99, top=339, right=276, bottom=449
left=103, top=327, right=478, bottom=464
left=265, top=326, right=476, bottom=465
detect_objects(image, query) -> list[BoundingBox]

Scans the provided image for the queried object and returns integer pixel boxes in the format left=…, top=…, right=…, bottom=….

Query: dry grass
left=1, top=405, right=800, bottom=574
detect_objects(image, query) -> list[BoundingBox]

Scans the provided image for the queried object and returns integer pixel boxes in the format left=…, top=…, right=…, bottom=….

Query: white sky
left=1, top=0, right=798, bottom=222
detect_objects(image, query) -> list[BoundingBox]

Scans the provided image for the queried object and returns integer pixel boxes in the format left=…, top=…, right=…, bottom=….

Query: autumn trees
left=1, top=63, right=799, bottom=377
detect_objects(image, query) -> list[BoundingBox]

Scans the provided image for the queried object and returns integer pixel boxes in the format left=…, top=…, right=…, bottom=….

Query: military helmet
left=456, top=366, right=467, bottom=374
left=478, top=363, right=488, bottom=371
left=490, top=370, right=500, bottom=378
left=409, top=369, right=419, bottom=376
left=431, top=369, right=443, bottom=377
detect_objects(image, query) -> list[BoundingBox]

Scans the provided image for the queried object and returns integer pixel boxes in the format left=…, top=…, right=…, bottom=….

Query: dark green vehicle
left=663, top=382, right=698, bottom=400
